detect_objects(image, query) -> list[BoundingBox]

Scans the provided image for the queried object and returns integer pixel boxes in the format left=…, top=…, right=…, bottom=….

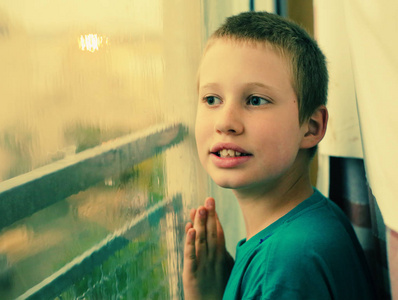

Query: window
left=0, top=1, right=248, bottom=298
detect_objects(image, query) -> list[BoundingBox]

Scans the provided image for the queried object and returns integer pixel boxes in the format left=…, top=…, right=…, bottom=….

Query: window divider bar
left=0, top=123, right=186, bottom=229
left=16, top=194, right=183, bottom=300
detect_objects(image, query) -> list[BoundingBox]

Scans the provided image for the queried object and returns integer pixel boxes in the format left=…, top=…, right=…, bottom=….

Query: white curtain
left=343, top=0, right=398, bottom=232
left=314, top=0, right=398, bottom=298
left=315, top=0, right=398, bottom=235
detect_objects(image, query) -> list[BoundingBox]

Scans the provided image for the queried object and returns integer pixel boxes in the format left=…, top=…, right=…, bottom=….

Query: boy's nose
left=214, top=104, right=244, bottom=135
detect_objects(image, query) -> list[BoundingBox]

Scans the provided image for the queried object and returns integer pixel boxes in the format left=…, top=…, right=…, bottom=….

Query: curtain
left=329, top=157, right=389, bottom=299
left=314, top=0, right=397, bottom=298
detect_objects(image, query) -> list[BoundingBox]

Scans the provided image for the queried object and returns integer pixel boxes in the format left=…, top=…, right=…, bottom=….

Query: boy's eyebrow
left=245, top=82, right=274, bottom=90
left=199, top=82, right=274, bottom=90
left=199, top=83, right=219, bottom=90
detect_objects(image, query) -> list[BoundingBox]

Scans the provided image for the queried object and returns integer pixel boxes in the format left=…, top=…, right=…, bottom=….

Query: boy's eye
left=204, top=96, right=222, bottom=106
left=247, top=96, right=269, bottom=106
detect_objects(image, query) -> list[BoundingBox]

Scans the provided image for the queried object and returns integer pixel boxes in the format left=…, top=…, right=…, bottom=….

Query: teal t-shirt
left=223, top=189, right=375, bottom=300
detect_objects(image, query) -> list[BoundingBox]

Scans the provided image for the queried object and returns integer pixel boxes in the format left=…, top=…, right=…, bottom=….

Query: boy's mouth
left=210, top=143, right=252, bottom=158
left=210, top=144, right=253, bottom=167
left=214, top=149, right=252, bottom=158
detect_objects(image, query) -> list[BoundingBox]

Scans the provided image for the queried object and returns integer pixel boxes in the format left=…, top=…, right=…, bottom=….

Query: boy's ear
left=300, top=105, right=328, bottom=149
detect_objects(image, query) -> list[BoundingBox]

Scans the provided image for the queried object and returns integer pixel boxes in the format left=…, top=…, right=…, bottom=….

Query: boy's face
left=195, top=39, right=309, bottom=193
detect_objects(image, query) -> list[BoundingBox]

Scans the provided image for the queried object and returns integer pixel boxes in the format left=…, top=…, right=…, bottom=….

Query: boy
left=183, top=11, right=376, bottom=300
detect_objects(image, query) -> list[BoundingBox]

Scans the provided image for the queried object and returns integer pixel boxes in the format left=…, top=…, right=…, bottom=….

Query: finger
left=190, top=208, right=197, bottom=223
left=194, top=205, right=208, bottom=260
left=215, top=212, right=227, bottom=252
left=183, top=228, right=198, bottom=274
left=205, top=197, right=218, bottom=260
left=185, top=222, right=193, bottom=234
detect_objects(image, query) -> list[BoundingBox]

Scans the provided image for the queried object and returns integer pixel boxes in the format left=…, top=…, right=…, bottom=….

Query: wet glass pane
left=0, top=1, right=209, bottom=299
left=0, top=0, right=164, bottom=181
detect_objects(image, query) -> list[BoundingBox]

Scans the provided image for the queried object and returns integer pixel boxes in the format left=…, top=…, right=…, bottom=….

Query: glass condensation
left=0, top=1, right=206, bottom=299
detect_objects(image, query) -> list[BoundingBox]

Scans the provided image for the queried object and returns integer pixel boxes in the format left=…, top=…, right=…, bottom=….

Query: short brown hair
left=207, top=11, right=328, bottom=125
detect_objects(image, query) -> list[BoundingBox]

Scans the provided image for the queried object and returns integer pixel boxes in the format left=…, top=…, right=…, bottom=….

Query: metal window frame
left=0, top=123, right=186, bottom=230
left=0, top=123, right=186, bottom=299
left=16, top=194, right=183, bottom=300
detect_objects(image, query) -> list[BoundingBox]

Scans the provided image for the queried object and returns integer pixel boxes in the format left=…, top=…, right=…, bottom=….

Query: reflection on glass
left=78, top=34, right=109, bottom=52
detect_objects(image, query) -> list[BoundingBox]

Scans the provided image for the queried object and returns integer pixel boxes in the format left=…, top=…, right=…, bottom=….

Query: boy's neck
left=233, top=164, right=314, bottom=241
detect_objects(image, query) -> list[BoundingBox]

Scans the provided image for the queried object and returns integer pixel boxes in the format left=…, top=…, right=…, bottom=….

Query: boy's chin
left=211, top=178, right=237, bottom=189
left=210, top=175, right=278, bottom=195
left=211, top=176, right=251, bottom=190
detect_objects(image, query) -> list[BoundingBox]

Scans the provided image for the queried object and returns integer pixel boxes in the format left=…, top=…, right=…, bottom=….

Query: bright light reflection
left=78, top=34, right=109, bottom=52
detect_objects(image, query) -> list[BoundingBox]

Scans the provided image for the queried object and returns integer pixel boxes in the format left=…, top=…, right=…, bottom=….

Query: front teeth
left=219, top=149, right=242, bottom=158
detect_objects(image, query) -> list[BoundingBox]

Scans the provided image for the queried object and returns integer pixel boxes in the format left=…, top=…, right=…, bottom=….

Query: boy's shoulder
left=239, top=191, right=375, bottom=299
left=242, top=190, right=355, bottom=268
left=229, top=191, right=376, bottom=299
left=241, top=190, right=362, bottom=276
left=270, top=191, right=356, bottom=256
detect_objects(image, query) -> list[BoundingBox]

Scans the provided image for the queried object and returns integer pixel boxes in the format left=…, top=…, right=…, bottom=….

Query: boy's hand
left=183, top=197, right=234, bottom=300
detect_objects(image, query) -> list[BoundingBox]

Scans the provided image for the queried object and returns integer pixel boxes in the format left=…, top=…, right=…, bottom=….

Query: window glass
left=0, top=1, right=207, bottom=299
